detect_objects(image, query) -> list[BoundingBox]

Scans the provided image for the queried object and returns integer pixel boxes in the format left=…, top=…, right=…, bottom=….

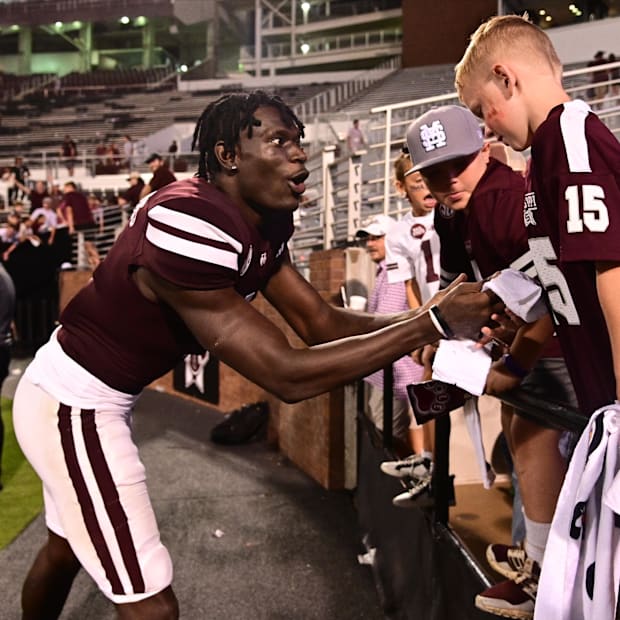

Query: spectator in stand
left=60, top=135, right=78, bottom=177
left=15, top=179, right=49, bottom=214
left=0, top=261, right=16, bottom=491
left=122, top=135, right=134, bottom=171
left=104, top=142, right=121, bottom=172
left=587, top=50, right=609, bottom=107
left=88, top=193, right=104, bottom=234
left=57, top=181, right=94, bottom=235
left=48, top=182, right=63, bottom=210
left=355, top=214, right=426, bottom=465
left=0, top=212, right=20, bottom=261
left=140, top=153, right=177, bottom=199
left=31, top=197, right=58, bottom=246
left=608, top=52, right=620, bottom=96
left=168, top=139, right=178, bottom=164
left=94, top=139, right=108, bottom=174
left=346, top=118, right=366, bottom=154
left=5, top=156, right=30, bottom=205
left=118, top=171, right=145, bottom=209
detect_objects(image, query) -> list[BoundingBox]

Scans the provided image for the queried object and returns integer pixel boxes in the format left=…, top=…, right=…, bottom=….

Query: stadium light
left=119, top=16, right=130, bottom=25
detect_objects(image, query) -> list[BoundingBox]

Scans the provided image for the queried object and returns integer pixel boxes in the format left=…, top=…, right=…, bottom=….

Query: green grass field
left=0, top=397, right=43, bottom=550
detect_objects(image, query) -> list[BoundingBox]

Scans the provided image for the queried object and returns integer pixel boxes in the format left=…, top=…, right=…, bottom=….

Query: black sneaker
left=210, top=401, right=269, bottom=445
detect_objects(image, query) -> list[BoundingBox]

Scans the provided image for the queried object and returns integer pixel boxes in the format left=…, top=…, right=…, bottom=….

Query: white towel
left=463, top=397, right=496, bottom=489
left=431, top=339, right=492, bottom=397
left=482, top=268, right=548, bottom=323
left=534, top=404, right=620, bottom=620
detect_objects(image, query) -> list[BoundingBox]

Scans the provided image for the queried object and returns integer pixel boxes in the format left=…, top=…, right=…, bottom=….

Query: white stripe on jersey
left=509, top=250, right=537, bottom=279
left=146, top=224, right=238, bottom=270
left=149, top=205, right=243, bottom=253
left=560, top=101, right=592, bottom=173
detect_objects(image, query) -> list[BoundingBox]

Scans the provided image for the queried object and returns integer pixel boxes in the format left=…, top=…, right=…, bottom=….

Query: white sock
left=523, top=512, right=550, bottom=565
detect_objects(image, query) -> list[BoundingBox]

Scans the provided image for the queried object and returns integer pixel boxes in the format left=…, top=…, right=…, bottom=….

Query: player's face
left=399, top=169, right=438, bottom=216
left=421, top=149, right=489, bottom=211
left=236, top=106, right=308, bottom=213
left=461, top=77, right=531, bottom=152
left=364, top=234, right=385, bottom=263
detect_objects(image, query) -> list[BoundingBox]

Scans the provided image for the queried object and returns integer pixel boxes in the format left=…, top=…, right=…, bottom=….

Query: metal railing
left=287, top=60, right=620, bottom=270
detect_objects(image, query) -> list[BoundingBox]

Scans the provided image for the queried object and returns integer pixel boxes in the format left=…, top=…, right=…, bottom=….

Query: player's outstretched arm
left=135, top=266, right=501, bottom=403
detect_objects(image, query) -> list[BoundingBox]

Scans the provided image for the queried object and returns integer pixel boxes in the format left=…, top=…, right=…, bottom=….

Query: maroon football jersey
left=436, top=158, right=529, bottom=282
left=58, top=177, right=294, bottom=393
left=435, top=158, right=563, bottom=359
left=526, top=100, right=620, bottom=414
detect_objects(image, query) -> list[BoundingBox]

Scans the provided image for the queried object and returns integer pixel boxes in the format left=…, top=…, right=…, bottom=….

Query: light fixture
left=301, top=1, right=311, bottom=11
left=300, top=42, right=310, bottom=54
left=54, top=21, right=63, bottom=29
left=545, top=15, right=552, bottom=21
left=179, top=64, right=188, bottom=72
left=119, top=16, right=130, bottom=25
left=539, top=9, right=546, bottom=15
left=135, top=16, right=147, bottom=27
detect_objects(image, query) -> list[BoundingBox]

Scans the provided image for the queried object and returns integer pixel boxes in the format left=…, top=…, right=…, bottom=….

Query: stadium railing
left=287, top=59, right=620, bottom=270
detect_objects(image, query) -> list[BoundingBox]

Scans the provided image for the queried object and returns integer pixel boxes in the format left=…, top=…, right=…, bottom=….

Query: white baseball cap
left=355, top=214, right=395, bottom=237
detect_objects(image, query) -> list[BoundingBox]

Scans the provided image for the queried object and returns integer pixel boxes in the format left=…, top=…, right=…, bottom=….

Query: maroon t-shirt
left=149, top=165, right=177, bottom=192
left=59, top=190, right=94, bottom=228
left=58, top=177, right=294, bottom=393
left=435, top=158, right=562, bottom=358
left=526, top=100, right=620, bottom=414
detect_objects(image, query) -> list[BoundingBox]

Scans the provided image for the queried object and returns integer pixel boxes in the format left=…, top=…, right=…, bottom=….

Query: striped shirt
left=364, top=260, right=424, bottom=398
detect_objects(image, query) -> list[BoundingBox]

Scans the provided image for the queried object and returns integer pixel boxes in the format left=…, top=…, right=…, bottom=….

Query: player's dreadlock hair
left=191, top=90, right=305, bottom=180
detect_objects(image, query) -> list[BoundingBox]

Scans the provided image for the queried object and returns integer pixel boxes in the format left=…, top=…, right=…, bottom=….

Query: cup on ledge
left=348, top=295, right=367, bottom=311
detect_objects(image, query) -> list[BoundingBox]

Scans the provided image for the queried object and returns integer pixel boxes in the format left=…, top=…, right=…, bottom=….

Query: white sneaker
left=391, top=479, right=434, bottom=509
left=380, top=454, right=433, bottom=480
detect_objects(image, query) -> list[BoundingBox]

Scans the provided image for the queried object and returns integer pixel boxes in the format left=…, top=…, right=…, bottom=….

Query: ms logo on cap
left=420, top=120, right=447, bottom=152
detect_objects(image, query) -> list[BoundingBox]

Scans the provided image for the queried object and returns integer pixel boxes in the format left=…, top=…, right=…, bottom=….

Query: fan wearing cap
left=355, top=214, right=425, bottom=460
left=384, top=151, right=440, bottom=312
left=119, top=171, right=145, bottom=209
left=407, top=104, right=578, bottom=619
left=140, top=153, right=177, bottom=199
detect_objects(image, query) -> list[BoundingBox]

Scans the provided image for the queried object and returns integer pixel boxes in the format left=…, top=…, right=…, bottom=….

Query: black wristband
left=501, top=353, right=529, bottom=379
left=428, top=304, right=455, bottom=339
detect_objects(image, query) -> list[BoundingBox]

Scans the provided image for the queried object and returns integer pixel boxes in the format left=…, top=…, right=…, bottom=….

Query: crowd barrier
left=354, top=367, right=587, bottom=618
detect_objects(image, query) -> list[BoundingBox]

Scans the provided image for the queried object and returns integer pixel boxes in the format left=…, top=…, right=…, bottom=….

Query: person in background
left=355, top=214, right=426, bottom=479
left=31, top=196, right=58, bottom=246
left=5, top=156, right=29, bottom=206
left=118, top=171, right=145, bottom=209
left=57, top=182, right=94, bottom=235
left=122, top=135, right=134, bottom=171
left=0, top=262, right=15, bottom=491
left=140, top=153, right=177, bottom=199
left=60, top=135, right=78, bottom=177
left=456, top=14, right=620, bottom=619
left=346, top=119, right=366, bottom=154
left=375, top=151, right=439, bottom=506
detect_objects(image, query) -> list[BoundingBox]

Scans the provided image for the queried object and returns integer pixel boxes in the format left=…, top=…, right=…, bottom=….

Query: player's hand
left=476, top=309, right=526, bottom=349
left=484, top=359, right=524, bottom=395
left=433, top=275, right=505, bottom=341
left=412, top=343, right=437, bottom=379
